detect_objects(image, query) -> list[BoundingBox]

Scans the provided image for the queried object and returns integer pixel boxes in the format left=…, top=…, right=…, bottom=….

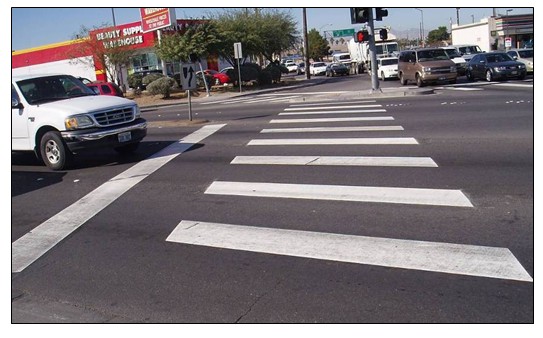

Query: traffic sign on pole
left=181, top=63, right=197, bottom=90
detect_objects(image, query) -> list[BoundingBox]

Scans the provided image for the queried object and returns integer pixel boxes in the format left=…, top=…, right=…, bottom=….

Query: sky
left=9, top=1, right=535, bottom=52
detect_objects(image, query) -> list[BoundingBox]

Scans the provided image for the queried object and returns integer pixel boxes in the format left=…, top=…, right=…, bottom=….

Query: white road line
left=11, top=124, right=226, bottom=273
left=270, top=116, right=395, bottom=124
left=240, top=95, right=301, bottom=104
left=230, top=156, right=437, bottom=167
left=284, top=104, right=382, bottom=111
left=279, top=109, right=387, bottom=115
left=247, top=137, right=418, bottom=145
left=436, top=87, right=483, bottom=91
left=288, top=100, right=376, bottom=107
left=492, top=83, right=533, bottom=88
left=231, top=156, right=438, bottom=167
left=167, top=220, right=532, bottom=282
left=205, top=181, right=473, bottom=207
left=260, top=126, right=404, bottom=133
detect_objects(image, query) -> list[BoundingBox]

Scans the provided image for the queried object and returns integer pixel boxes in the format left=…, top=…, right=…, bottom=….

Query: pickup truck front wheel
left=40, top=131, right=70, bottom=170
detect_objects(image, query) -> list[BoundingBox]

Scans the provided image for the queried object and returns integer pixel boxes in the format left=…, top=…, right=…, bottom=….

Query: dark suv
left=398, top=48, right=457, bottom=87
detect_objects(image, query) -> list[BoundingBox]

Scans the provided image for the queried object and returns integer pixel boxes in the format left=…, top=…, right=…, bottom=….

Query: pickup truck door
left=11, top=85, right=31, bottom=150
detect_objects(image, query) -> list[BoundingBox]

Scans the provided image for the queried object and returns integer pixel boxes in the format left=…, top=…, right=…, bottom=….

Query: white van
left=12, top=73, right=147, bottom=170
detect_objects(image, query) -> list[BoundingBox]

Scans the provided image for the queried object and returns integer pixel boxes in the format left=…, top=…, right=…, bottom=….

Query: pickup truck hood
left=39, top=95, right=136, bottom=114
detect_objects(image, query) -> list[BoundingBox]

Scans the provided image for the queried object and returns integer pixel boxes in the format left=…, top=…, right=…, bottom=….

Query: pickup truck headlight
left=134, top=105, right=141, bottom=118
left=422, top=67, right=432, bottom=73
left=65, top=115, right=94, bottom=130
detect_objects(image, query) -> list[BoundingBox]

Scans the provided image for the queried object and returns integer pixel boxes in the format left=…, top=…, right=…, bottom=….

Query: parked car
left=197, top=69, right=231, bottom=85
left=11, top=74, right=147, bottom=170
left=376, top=57, right=399, bottom=80
left=466, top=52, right=526, bottom=82
left=282, top=60, right=298, bottom=73
left=325, top=63, right=350, bottom=77
left=440, top=47, right=467, bottom=75
left=310, top=62, right=327, bottom=76
left=296, top=62, right=305, bottom=75
left=398, top=48, right=457, bottom=87
left=506, top=49, right=533, bottom=73
left=451, top=44, right=484, bottom=62
left=86, top=81, right=124, bottom=97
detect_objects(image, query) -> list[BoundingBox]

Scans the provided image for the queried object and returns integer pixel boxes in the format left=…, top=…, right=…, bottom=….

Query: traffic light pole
left=367, top=9, right=380, bottom=92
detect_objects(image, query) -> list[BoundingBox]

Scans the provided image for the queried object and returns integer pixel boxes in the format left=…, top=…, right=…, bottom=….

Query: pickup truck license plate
left=118, top=131, right=131, bottom=143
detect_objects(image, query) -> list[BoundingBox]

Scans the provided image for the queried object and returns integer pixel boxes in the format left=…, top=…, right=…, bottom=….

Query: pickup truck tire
left=40, top=131, right=70, bottom=170
left=114, top=142, right=140, bottom=154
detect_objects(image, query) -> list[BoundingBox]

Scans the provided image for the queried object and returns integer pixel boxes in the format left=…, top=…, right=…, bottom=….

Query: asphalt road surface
left=11, top=75, right=534, bottom=327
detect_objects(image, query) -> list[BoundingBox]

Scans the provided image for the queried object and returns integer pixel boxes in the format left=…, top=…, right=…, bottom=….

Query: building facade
left=12, top=19, right=226, bottom=89
left=451, top=13, right=533, bottom=52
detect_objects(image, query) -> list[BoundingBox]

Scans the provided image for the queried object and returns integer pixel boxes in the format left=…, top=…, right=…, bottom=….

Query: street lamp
left=319, top=23, right=333, bottom=38
left=415, top=8, right=425, bottom=47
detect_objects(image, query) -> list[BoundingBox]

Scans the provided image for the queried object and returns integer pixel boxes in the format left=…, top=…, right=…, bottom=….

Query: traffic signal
left=375, top=8, right=388, bottom=21
left=355, top=30, right=369, bottom=43
left=379, top=29, right=388, bottom=41
left=350, top=8, right=370, bottom=24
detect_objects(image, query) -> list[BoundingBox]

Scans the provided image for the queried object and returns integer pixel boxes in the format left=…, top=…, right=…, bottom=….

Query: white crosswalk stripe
left=231, top=156, right=437, bottom=167
left=247, top=137, right=419, bottom=145
left=167, top=220, right=532, bottom=282
left=270, top=116, right=395, bottom=123
left=260, top=126, right=404, bottom=133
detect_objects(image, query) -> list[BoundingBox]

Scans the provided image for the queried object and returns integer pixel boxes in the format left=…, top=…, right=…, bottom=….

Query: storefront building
left=12, top=19, right=223, bottom=89
left=451, top=13, right=533, bottom=52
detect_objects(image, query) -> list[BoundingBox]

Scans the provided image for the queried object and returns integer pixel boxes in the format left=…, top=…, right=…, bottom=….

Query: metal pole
left=367, top=8, right=380, bottom=92
left=302, top=8, right=311, bottom=80
left=198, top=62, right=210, bottom=97
left=237, top=57, right=242, bottom=93
left=187, top=89, right=193, bottom=121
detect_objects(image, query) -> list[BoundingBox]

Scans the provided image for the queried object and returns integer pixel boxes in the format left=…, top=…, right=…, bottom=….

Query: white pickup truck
left=12, top=74, right=147, bottom=170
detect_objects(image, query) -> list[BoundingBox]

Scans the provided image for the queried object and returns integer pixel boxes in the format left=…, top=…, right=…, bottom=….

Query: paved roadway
left=11, top=74, right=534, bottom=326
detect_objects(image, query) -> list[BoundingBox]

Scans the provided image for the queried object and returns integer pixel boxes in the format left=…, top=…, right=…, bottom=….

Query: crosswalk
left=167, top=99, right=533, bottom=282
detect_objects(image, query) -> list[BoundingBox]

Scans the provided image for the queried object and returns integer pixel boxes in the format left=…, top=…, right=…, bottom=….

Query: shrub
left=142, top=73, right=164, bottom=86
left=258, top=70, right=273, bottom=85
left=127, top=73, right=143, bottom=90
left=146, top=76, right=177, bottom=98
left=264, top=63, right=283, bottom=83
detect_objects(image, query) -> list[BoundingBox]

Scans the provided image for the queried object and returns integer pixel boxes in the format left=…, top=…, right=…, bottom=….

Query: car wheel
left=399, top=73, right=407, bottom=85
left=485, top=70, right=493, bottom=82
left=518, top=73, right=526, bottom=80
left=114, top=142, right=140, bottom=154
left=40, top=131, right=70, bottom=170
left=416, top=74, right=424, bottom=87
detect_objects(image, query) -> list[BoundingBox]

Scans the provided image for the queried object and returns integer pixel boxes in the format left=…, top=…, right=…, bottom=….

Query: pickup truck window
left=16, top=75, right=95, bottom=105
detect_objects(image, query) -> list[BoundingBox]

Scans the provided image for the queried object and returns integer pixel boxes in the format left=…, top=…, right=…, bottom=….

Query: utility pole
left=302, top=8, right=311, bottom=80
left=367, top=8, right=380, bottom=92
left=456, top=8, right=460, bottom=25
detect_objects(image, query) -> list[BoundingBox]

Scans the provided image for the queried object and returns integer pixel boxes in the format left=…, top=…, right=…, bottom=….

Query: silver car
left=507, top=49, right=533, bottom=73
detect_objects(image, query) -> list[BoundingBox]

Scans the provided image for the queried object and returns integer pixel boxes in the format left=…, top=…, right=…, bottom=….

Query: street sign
left=234, top=42, right=243, bottom=59
left=505, top=37, right=512, bottom=48
left=181, top=63, right=197, bottom=90
left=333, top=29, right=355, bottom=38
left=139, top=8, right=176, bottom=33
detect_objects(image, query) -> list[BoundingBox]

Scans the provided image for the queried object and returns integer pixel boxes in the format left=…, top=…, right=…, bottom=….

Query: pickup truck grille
left=93, top=107, right=134, bottom=126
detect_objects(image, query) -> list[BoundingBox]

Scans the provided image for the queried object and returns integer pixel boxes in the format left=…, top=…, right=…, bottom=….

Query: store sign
left=140, top=8, right=176, bottom=33
left=95, top=25, right=146, bottom=48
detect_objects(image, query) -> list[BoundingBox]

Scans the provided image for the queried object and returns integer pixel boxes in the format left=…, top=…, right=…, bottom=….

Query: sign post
left=234, top=42, right=243, bottom=93
left=181, top=63, right=197, bottom=121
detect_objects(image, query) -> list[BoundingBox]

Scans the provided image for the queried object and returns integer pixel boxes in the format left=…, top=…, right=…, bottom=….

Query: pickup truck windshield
left=17, top=75, right=96, bottom=105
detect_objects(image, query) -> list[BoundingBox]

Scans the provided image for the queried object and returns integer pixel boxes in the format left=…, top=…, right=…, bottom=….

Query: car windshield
left=443, top=49, right=462, bottom=58
left=337, top=55, right=350, bottom=60
left=417, top=49, right=450, bottom=61
left=458, top=46, right=482, bottom=54
left=380, top=59, right=398, bottom=66
left=16, top=75, right=95, bottom=105
left=486, top=53, right=514, bottom=63
left=518, top=50, right=533, bottom=58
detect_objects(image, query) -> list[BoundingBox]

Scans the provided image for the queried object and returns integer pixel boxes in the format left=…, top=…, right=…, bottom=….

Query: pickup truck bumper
left=61, top=118, right=147, bottom=152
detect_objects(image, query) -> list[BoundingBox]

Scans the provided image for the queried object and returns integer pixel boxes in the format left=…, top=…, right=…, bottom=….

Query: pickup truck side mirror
left=12, top=98, right=23, bottom=109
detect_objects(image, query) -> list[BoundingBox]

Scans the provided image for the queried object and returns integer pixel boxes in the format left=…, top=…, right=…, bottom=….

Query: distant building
left=451, top=13, right=533, bottom=51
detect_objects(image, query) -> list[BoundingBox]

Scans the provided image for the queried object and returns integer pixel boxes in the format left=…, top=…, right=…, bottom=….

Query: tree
left=307, top=28, right=330, bottom=61
left=154, top=21, right=221, bottom=63
left=426, top=26, right=450, bottom=45
left=210, top=9, right=298, bottom=66
left=66, top=24, right=134, bottom=83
